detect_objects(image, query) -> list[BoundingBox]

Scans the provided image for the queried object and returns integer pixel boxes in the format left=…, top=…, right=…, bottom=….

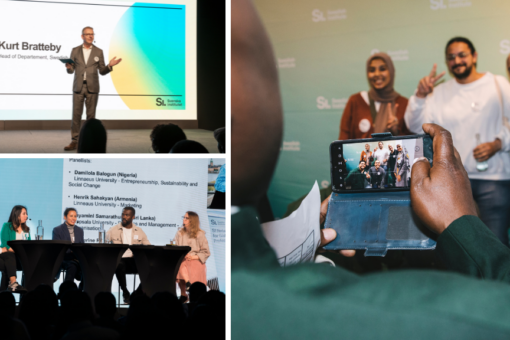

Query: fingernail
left=322, top=228, right=337, bottom=241
left=413, top=157, right=428, bottom=165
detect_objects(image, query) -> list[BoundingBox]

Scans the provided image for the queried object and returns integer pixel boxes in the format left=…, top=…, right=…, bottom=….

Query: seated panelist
left=175, top=211, right=210, bottom=302
left=0, top=205, right=30, bottom=292
left=52, top=208, right=84, bottom=285
left=106, top=207, right=150, bottom=304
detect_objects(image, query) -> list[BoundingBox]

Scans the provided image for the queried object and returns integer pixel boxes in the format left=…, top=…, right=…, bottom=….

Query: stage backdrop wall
left=253, top=0, right=510, bottom=217
left=0, top=157, right=226, bottom=300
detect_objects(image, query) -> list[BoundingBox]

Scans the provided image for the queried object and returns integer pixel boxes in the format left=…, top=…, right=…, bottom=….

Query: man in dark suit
left=64, top=26, right=122, bottom=150
left=53, top=208, right=84, bottom=284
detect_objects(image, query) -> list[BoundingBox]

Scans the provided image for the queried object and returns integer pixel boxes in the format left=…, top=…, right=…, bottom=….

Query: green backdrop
left=253, top=0, right=510, bottom=217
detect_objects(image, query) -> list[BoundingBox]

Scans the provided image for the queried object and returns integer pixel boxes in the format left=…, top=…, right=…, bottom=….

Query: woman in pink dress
left=176, top=211, right=210, bottom=300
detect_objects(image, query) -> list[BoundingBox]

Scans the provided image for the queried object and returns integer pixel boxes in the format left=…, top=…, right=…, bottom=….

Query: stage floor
left=0, top=129, right=220, bottom=153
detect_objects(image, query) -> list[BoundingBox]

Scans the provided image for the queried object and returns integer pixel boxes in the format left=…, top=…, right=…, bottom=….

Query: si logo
left=156, top=98, right=166, bottom=107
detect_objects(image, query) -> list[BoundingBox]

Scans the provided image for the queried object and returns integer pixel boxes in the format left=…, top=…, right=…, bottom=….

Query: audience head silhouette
left=189, top=282, right=207, bottom=303
left=150, top=123, right=187, bottom=153
left=95, top=292, right=117, bottom=319
left=78, top=118, right=107, bottom=153
left=214, top=127, right=226, bottom=153
left=170, top=140, right=209, bottom=153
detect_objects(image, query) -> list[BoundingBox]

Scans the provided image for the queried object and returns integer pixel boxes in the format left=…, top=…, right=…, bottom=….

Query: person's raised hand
left=109, top=56, right=122, bottom=67
left=416, top=64, right=446, bottom=98
left=386, top=103, right=399, bottom=132
left=319, top=194, right=355, bottom=257
left=473, top=139, right=501, bottom=162
left=65, top=63, right=72, bottom=70
left=411, top=123, right=477, bottom=234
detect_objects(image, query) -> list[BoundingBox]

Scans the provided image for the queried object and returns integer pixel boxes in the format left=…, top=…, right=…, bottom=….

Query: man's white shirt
left=374, top=148, right=390, bottom=166
left=122, top=227, right=133, bottom=258
left=82, top=45, right=92, bottom=81
left=405, top=72, right=510, bottom=180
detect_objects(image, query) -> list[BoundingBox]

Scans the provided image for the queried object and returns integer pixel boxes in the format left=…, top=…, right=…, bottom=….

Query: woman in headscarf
left=339, top=52, right=412, bottom=140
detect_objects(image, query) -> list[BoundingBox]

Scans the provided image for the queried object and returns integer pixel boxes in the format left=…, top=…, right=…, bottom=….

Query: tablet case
left=323, top=191, right=436, bottom=256
left=324, top=132, right=436, bottom=256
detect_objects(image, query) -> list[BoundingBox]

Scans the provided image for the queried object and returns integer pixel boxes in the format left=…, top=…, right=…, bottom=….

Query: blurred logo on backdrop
left=312, top=8, right=347, bottom=22
left=500, top=40, right=510, bottom=54
left=430, top=0, right=472, bottom=10
left=278, top=57, right=296, bottom=69
left=281, top=141, right=301, bottom=152
left=317, top=96, right=347, bottom=110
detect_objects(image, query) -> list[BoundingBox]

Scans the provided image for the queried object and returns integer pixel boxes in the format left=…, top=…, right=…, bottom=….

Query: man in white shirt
left=373, top=142, right=390, bottom=168
left=64, top=26, right=122, bottom=150
left=404, top=36, right=510, bottom=245
left=107, top=207, right=150, bottom=304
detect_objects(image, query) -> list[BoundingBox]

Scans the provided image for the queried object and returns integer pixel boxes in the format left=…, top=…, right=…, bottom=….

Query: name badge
left=377, top=172, right=380, bottom=175
left=393, top=155, right=396, bottom=158
left=134, top=235, right=139, bottom=240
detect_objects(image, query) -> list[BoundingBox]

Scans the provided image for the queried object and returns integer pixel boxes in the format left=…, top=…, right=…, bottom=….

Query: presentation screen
left=0, top=0, right=197, bottom=120
left=0, top=157, right=225, bottom=297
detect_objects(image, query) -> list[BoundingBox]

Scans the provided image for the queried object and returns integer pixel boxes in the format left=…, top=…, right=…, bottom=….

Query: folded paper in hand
left=261, top=181, right=321, bottom=267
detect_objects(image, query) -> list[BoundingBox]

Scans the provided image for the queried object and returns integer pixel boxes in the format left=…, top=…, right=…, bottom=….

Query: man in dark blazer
left=64, top=26, right=122, bottom=150
left=53, top=208, right=84, bottom=284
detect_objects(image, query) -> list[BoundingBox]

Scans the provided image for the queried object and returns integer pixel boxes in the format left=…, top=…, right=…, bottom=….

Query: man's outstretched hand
left=319, top=194, right=355, bottom=257
left=109, top=56, right=122, bottom=67
left=411, top=123, right=478, bottom=234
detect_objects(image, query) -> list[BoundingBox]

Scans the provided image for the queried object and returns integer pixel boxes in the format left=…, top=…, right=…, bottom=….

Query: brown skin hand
left=319, top=194, right=355, bottom=257
left=410, top=124, right=478, bottom=234
left=473, top=139, right=501, bottom=162
left=386, top=103, right=399, bottom=134
left=416, top=63, right=446, bottom=98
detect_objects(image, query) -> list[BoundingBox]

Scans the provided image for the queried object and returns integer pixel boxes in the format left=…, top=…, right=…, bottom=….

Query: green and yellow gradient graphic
left=109, top=3, right=186, bottom=110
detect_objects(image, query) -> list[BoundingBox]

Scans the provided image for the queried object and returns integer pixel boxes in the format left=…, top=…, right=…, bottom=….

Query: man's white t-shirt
left=373, top=148, right=390, bottom=166
left=405, top=72, right=510, bottom=180
left=122, top=227, right=133, bottom=258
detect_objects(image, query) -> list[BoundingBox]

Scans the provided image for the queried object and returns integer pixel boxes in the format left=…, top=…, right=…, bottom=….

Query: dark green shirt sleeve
left=436, top=215, right=510, bottom=281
